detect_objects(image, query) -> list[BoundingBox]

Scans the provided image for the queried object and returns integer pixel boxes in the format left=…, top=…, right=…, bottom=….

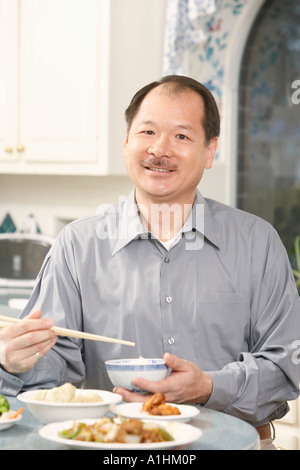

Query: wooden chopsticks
left=0, top=314, right=135, bottom=347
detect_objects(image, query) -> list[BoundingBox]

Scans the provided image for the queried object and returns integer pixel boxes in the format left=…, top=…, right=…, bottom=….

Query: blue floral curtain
left=163, top=0, right=216, bottom=75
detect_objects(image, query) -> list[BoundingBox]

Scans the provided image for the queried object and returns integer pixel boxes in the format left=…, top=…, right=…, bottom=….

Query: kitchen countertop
left=0, top=287, right=32, bottom=318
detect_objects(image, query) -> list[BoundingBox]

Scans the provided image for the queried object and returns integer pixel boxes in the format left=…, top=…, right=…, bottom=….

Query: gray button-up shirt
left=1, top=189, right=300, bottom=426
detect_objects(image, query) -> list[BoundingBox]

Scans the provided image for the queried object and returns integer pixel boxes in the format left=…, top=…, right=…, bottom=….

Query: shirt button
left=165, top=296, right=172, bottom=303
left=168, top=337, right=175, bottom=345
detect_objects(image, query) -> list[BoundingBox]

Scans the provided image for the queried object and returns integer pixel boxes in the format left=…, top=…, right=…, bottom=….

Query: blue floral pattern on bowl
left=105, top=359, right=167, bottom=371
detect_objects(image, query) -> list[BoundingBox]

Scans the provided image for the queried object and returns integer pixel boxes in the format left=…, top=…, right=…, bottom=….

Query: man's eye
left=142, top=130, right=154, bottom=135
left=176, top=134, right=188, bottom=140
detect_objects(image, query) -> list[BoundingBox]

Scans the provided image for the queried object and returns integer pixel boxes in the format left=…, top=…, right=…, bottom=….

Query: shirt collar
left=112, top=189, right=148, bottom=256
left=112, top=188, right=220, bottom=256
left=183, top=189, right=221, bottom=249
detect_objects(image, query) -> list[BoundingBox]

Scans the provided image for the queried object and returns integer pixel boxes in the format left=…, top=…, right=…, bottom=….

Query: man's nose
left=148, top=134, right=173, bottom=158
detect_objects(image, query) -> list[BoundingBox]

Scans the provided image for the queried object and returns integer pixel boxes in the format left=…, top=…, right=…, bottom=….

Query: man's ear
left=204, top=137, right=218, bottom=170
left=122, top=133, right=129, bottom=158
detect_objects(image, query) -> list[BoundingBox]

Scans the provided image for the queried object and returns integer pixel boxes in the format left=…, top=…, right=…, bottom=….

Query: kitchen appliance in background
left=0, top=233, right=54, bottom=318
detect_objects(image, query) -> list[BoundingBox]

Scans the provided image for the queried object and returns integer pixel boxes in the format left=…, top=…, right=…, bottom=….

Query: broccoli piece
left=0, top=395, right=10, bottom=415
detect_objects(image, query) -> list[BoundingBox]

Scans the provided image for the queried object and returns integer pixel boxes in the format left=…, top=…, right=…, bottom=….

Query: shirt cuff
left=204, top=369, right=238, bottom=411
left=0, top=367, right=24, bottom=396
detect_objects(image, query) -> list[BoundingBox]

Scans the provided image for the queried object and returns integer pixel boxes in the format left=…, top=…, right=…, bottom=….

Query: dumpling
left=44, top=383, right=76, bottom=403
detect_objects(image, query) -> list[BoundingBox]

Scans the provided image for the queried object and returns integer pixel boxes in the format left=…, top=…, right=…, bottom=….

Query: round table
left=1, top=397, right=260, bottom=450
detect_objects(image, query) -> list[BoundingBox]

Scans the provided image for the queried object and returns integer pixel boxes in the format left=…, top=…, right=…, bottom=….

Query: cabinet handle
left=17, top=145, right=25, bottom=152
left=4, top=146, right=13, bottom=153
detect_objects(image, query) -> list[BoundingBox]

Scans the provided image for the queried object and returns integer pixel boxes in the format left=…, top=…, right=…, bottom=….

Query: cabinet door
left=20, top=0, right=99, bottom=163
left=0, top=0, right=18, bottom=161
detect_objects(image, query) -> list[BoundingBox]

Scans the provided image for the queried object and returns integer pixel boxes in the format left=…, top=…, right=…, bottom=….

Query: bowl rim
left=105, top=358, right=166, bottom=366
left=105, top=359, right=167, bottom=371
left=17, top=389, right=122, bottom=407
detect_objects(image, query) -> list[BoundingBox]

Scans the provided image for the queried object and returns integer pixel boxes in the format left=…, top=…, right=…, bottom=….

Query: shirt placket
left=159, top=247, right=176, bottom=354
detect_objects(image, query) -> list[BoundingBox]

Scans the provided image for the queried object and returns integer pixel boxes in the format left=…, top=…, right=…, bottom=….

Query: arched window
left=237, top=0, right=300, bottom=293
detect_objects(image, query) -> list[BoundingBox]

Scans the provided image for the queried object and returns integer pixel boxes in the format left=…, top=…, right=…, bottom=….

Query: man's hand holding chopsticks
left=0, top=310, right=57, bottom=374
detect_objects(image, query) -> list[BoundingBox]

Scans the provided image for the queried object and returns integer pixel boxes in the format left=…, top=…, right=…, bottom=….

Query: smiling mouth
left=146, top=167, right=174, bottom=173
left=141, top=159, right=177, bottom=173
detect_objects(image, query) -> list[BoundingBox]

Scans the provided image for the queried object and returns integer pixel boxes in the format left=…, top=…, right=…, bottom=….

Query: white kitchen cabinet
left=0, top=0, right=166, bottom=176
left=0, top=0, right=124, bottom=175
left=0, top=0, right=19, bottom=163
left=274, top=398, right=300, bottom=450
left=20, top=0, right=100, bottom=164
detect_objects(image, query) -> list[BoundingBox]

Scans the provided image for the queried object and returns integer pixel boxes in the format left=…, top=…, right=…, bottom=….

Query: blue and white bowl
left=105, top=358, right=168, bottom=393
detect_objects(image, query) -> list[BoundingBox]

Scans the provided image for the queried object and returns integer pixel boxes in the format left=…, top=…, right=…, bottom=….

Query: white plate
left=111, top=402, right=200, bottom=422
left=39, top=418, right=202, bottom=450
left=17, top=389, right=122, bottom=424
left=0, top=412, right=22, bottom=431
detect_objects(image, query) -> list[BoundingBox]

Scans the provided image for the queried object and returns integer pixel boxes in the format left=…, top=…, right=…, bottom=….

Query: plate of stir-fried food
left=39, top=416, right=202, bottom=449
left=111, top=393, right=200, bottom=422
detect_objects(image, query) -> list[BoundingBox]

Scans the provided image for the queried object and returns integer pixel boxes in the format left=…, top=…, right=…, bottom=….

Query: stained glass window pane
left=237, top=0, right=300, bottom=293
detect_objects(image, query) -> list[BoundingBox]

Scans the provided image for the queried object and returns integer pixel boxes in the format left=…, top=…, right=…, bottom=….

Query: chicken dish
left=142, top=393, right=181, bottom=416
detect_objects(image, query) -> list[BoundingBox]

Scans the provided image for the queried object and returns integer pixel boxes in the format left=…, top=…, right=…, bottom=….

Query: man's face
left=123, top=85, right=218, bottom=205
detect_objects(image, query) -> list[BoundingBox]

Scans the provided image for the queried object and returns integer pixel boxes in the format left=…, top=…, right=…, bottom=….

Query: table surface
left=1, top=397, right=260, bottom=450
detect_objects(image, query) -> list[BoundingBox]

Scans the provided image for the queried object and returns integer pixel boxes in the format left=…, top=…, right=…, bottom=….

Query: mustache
left=140, top=157, right=178, bottom=171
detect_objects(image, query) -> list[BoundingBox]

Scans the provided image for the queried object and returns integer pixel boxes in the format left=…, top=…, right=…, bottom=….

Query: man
left=0, top=76, right=299, bottom=445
